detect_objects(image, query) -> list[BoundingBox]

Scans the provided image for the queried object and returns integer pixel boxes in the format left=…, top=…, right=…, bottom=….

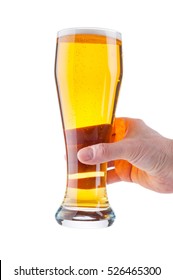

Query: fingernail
left=77, top=147, right=94, bottom=162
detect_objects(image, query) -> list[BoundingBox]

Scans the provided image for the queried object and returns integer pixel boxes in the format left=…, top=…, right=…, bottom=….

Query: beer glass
left=54, top=28, right=122, bottom=228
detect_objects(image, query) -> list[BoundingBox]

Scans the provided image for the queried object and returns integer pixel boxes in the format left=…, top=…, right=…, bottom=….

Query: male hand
left=78, top=118, right=173, bottom=193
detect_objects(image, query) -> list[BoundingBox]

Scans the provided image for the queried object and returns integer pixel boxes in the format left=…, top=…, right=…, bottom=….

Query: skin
left=77, top=118, right=173, bottom=193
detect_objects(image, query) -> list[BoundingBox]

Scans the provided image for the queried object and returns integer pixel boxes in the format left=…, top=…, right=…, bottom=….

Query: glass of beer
left=54, top=28, right=122, bottom=228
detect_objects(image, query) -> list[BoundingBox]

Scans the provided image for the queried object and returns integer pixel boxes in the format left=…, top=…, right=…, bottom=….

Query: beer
left=54, top=28, right=123, bottom=227
left=55, top=32, right=122, bottom=129
left=64, top=124, right=112, bottom=208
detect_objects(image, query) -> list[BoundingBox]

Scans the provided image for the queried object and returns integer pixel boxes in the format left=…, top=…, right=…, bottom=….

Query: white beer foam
left=57, top=27, right=122, bottom=41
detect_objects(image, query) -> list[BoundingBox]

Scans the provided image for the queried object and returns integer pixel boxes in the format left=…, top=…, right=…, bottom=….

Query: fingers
left=107, top=168, right=121, bottom=184
left=110, top=117, right=128, bottom=142
left=108, top=160, right=115, bottom=167
left=107, top=160, right=133, bottom=184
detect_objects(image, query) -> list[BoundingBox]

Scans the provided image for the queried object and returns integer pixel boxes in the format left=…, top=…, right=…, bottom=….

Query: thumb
left=77, top=140, right=132, bottom=165
left=77, top=137, right=170, bottom=177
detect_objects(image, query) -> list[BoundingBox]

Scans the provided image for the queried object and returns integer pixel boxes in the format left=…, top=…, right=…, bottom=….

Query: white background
left=0, top=0, right=173, bottom=279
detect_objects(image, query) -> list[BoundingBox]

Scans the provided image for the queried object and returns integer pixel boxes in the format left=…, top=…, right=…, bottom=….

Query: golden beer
left=55, top=28, right=122, bottom=228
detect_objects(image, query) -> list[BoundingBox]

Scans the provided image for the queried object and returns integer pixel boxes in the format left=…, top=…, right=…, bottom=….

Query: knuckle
left=134, top=118, right=145, bottom=126
left=96, top=143, right=109, bottom=159
left=125, top=140, right=144, bottom=162
left=135, top=118, right=143, bottom=123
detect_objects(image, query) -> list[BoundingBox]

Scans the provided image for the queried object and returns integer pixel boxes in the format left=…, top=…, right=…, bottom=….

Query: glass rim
left=57, top=27, right=122, bottom=41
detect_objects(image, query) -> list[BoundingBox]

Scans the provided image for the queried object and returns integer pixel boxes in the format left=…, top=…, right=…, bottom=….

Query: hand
left=77, top=118, right=173, bottom=193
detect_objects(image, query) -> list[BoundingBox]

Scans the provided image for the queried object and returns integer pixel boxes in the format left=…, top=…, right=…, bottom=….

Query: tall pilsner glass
left=54, top=28, right=123, bottom=228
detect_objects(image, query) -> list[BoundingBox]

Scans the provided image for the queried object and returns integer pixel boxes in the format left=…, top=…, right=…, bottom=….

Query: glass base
left=55, top=206, right=115, bottom=229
